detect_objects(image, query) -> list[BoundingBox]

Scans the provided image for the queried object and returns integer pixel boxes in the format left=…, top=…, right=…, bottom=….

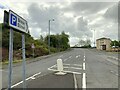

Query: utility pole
left=48, top=19, right=54, bottom=54
left=48, top=20, right=50, bottom=54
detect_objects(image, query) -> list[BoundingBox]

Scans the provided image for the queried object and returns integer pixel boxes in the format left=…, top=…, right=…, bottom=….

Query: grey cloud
left=76, top=17, right=92, bottom=37
left=26, top=2, right=117, bottom=46
left=63, top=2, right=114, bottom=15
left=104, top=3, right=118, bottom=22
left=27, top=3, right=92, bottom=39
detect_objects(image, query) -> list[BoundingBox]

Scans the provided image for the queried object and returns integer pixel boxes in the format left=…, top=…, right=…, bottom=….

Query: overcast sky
left=0, top=0, right=119, bottom=46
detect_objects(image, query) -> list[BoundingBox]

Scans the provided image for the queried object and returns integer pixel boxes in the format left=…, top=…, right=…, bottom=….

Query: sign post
left=22, top=34, right=26, bottom=89
left=8, top=28, right=13, bottom=90
left=5, top=10, right=28, bottom=89
left=31, top=43, right=35, bottom=58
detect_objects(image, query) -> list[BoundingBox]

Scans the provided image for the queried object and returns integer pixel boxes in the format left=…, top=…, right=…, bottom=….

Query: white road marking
left=48, top=68, right=58, bottom=71
left=11, top=72, right=41, bottom=88
left=76, top=56, right=78, bottom=58
left=73, top=64, right=82, bottom=67
left=83, top=58, right=85, bottom=61
left=64, top=56, right=72, bottom=61
left=63, top=63, right=70, bottom=65
left=64, top=66, right=82, bottom=70
left=106, top=59, right=118, bottom=65
left=73, top=73, right=77, bottom=89
left=48, top=68, right=81, bottom=75
left=83, top=62, right=85, bottom=70
left=108, top=56, right=119, bottom=61
left=48, top=64, right=56, bottom=69
left=65, top=71, right=81, bottom=74
left=63, top=64, right=82, bottom=67
left=84, top=56, right=85, bottom=58
left=110, top=70, right=118, bottom=76
left=64, top=58, right=68, bottom=61
left=30, top=76, right=36, bottom=80
left=11, top=81, right=23, bottom=88
left=59, top=55, right=63, bottom=58
left=69, top=56, right=72, bottom=58
left=76, top=55, right=81, bottom=58
left=82, top=73, right=86, bottom=89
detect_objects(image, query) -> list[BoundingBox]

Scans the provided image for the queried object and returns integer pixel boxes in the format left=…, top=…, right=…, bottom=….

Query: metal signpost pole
left=7, top=10, right=28, bottom=89
left=31, top=44, right=35, bottom=58
left=33, top=48, right=34, bottom=58
left=22, top=34, right=26, bottom=89
left=8, top=28, right=13, bottom=89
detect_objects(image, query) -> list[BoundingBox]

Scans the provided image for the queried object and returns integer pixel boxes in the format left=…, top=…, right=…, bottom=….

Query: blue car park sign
left=9, top=10, right=28, bottom=33
left=10, top=13, right=17, bottom=26
left=6, top=10, right=28, bottom=89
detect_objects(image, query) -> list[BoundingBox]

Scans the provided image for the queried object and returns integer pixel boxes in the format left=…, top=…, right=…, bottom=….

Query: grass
left=1, top=58, right=32, bottom=65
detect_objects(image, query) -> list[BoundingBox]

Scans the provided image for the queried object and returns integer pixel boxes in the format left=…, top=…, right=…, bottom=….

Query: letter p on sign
left=10, top=13, right=17, bottom=26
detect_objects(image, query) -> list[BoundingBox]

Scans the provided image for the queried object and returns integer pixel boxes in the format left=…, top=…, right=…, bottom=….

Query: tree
left=110, top=40, right=120, bottom=47
left=78, top=39, right=91, bottom=48
left=40, top=35, right=44, bottom=41
left=44, top=31, right=70, bottom=51
left=78, top=40, right=85, bottom=47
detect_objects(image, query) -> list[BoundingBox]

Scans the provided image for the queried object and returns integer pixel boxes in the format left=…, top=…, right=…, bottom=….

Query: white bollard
left=55, top=59, right=66, bottom=75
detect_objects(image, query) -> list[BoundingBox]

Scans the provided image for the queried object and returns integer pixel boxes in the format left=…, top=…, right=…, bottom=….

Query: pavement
left=1, top=48, right=119, bottom=89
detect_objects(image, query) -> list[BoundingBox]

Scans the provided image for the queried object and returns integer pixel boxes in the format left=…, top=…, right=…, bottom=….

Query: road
left=1, top=48, right=119, bottom=89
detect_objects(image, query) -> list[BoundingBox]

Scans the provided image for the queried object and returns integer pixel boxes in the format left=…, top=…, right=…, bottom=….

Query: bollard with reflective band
left=55, top=59, right=66, bottom=75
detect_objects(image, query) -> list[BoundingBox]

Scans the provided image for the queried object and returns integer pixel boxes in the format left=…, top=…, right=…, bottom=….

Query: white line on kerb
left=82, top=73, right=86, bottom=89
left=11, top=72, right=41, bottom=88
left=73, top=73, right=77, bottom=89
left=83, top=63, right=85, bottom=70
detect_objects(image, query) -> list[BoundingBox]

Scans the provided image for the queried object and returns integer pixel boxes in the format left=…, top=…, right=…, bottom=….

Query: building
left=96, top=37, right=111, bottom=50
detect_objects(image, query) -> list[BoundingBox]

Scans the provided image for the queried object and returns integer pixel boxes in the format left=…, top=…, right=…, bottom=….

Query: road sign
left=9, top=10, right=28, bottom=33
left=5, top=10, right=28, bottom=89
left=4, top=10, right=9, bottom=28
left=31, top=43, right=35, bottom=49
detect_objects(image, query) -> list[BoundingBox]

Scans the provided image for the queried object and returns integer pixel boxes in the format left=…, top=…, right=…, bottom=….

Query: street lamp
left=93, top=29, right=95, bottom=47
left=48, top=19, right=55, bottom=54
left=90, top=29, right=96, bottom=47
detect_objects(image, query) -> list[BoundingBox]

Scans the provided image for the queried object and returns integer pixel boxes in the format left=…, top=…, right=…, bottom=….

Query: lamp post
left=93, top=29, right=95, bottom=47
left=91, top=29, right=96, bottom=47
left=48, top=19, right=54, bottom=54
